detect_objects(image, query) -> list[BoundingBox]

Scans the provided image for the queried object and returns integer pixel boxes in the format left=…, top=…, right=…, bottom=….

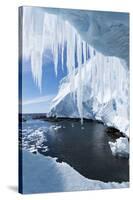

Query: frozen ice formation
left=22, top=128, right=47, bottom=152
left=22, top=7, right=129, bottom=136
left=23, top=8, right=90, bottom=91
left=41, top=7, right=129, bottom=65
left=109, top=137, right=129, bottom=158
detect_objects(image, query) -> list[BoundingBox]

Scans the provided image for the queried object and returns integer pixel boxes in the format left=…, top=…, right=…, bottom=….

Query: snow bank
left=22, top=150, right=129, bottom=194
left=109, top=137, right=129, bottom=158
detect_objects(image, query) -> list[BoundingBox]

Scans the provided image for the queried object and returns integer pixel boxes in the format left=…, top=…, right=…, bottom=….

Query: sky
left=21, top=51, right=67, bottom=113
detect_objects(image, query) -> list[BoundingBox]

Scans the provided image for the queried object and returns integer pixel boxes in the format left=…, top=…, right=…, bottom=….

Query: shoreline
left=20, top=113, right=126, bottom=139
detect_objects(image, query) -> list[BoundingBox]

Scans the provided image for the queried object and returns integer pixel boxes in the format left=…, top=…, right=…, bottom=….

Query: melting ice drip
left=23, top=9, right=129, bottom=133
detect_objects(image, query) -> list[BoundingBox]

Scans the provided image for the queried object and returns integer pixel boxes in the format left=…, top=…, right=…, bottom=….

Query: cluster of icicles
left=23, top=10, right=129, bottom=125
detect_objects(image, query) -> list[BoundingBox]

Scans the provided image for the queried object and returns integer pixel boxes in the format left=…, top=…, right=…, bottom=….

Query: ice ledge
left=42, top=7, right=129, bottom=66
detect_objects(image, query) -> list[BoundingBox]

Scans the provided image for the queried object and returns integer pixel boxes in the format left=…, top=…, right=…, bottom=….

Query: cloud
left=23, top=95, right=55, bottom=106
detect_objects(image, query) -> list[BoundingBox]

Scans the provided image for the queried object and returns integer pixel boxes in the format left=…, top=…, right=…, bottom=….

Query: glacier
left=22, top=7, right=129, bottom=137
left=49, top=51, right=129, bottom=136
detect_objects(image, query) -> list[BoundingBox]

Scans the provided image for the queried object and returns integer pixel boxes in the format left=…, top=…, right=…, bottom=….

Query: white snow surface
left=22, top=150, right=129, bottom=194
left=109, top=137, right=129, bottom=158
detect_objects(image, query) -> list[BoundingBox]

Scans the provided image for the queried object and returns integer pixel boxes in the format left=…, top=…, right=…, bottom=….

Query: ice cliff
left=22, top=7, right=129, bottom=136
left=49, top=50, right=129, bottom=136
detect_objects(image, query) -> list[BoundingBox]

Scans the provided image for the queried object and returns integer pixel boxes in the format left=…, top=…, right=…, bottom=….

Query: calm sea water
left=20, top=115, right=129, bottom=182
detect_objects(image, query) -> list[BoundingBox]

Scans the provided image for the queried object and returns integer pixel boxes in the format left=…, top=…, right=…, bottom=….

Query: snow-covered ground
left=22, top=150, right=129, bottom=194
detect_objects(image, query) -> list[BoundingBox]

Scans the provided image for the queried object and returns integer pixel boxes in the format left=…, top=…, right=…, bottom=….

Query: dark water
left=21, top=117, right=129, bottom=183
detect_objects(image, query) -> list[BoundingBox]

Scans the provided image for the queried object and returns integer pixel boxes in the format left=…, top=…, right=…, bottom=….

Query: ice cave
left=23, top=7, right=129, bottom=137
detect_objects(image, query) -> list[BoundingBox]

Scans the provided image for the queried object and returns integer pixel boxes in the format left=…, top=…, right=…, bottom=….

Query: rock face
left=105, top=127, right=125, bottom=139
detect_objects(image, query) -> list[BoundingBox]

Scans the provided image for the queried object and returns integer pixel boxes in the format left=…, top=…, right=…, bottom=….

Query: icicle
left=28, top=10, right=45, bottom=92
left=77, top=35, right=84, bottom=124
left=65, top=21, right=76, bottom=95
left=82, top=41, right=88, bottom=85
left=83, top=41, right=87, bottom=63
left=61, top=46, right=64, bottom=70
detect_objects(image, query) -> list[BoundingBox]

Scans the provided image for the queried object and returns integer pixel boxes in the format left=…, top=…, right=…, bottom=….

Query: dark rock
left=105, top=127, right=125, bottom=139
